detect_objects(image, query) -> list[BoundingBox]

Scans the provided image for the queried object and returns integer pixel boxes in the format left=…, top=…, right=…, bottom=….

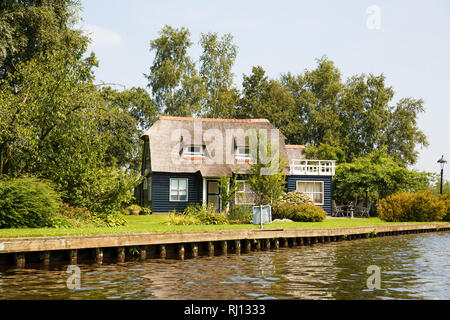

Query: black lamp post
left=437, top=155, right=447, bottom=195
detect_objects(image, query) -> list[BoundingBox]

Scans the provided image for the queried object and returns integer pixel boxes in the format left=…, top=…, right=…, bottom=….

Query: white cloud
left=82, top=24, right=125, bottom=47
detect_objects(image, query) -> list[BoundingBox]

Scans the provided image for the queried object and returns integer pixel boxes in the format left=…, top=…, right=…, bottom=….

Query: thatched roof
left=142, top=116, right=302, bottom=177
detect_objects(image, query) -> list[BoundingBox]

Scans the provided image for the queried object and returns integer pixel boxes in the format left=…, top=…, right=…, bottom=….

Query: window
left=296, top=181, right=324, bottom=205
left=235, top=180, right=255, bottom=205
left=170, top=178, right=188, bottom=202
left=184, top=145, right=205, bottom=157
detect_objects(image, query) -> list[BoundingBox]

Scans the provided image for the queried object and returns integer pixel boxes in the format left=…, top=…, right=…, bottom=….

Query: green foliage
left=166, top=212, right=202, bottom=225
left=94, top=213, right=127, bottom=227
left=140, top=207, right=152, bottom=215
left=227, top=205, right=253, bottom=224
left=0, top=51, right=140, bottom=216
left=169, top=203, right=229, bottom=225
left=146, top=25, right=206, bottom=116
left=438, top=193, right=450, bottom=222
left=247, top=132, right=287, bottom=205
left=280, top=58, right=428, bottom=165
left=99, top=86, right=158, bottom=171
left=236, top=66, right=297, bottom=139
left=123, top=204, right=141, bottom=215
left=0, top=0, right=90, bottom=82
left=303, top=143, right=345, bottom=162
left=0, top=177, right=62, bottom=228
left=199, top=32, right=239, bottom=118
left=278, top=190, right=313, bottom=205
left=272, top=202, right=326, bottom=222
left=56, top=204, right=98, bottom=228
left=377, top=191, right=446, bottom=222
left=219, top=174, right=238, bottom=214
left=333, top=148, right=435, bottom=206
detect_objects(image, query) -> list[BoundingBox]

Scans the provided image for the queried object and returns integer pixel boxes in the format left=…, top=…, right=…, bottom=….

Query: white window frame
left=235, top=146, right=251, bottom=160
left=235, top=180, right=255, bottom=205
left=184, top=145, right=205, bottom=157
left=295, top=181, right=324, bottom=205
left=169, top=178, right=188, bottom=202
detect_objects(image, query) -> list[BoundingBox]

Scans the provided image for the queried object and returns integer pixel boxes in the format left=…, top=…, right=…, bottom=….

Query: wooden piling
left=41, top=251, right=50, bottom=265
left=234, top=240, right=241, bottom=255
left=94, top=248, right=103, bottom=264
left=265, top=239, right=271, bottom=250
left=14, top=253, right=25, bottom=268
left=69, top=250, right=77, bottom=265
left=140, top=246, right=147, bottom=261
left=159, top=244, right=166, bottom=259
left=178, top=244, right=185, bottom=260
left=221, top=241, right=228, bottom=255
left=191, top=243, right=198, bottom=258
left=273, top=239, right=279, bottom=249
left=117, top=247, right=125, bottom=263
left=255, top=240, right=261, bottom=251
left=297, top=238, right=303, bottom=246
left=282, top=238, right=289, bottom=247
left=244, top=240, right=252, bottom=252
left=207, top=242, right=214, bottom=256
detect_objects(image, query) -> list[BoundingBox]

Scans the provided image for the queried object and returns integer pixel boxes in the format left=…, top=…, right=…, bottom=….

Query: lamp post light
left=437, top=155, right=447, bottom=195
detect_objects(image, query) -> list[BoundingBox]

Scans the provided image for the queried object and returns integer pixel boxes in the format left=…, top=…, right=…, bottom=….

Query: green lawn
left=0, top=215, right=447, bottom=238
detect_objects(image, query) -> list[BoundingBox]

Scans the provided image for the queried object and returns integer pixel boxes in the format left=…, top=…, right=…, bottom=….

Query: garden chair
left=356, top=203, right=371, bottom=218
left=332, top=200, right=346, bottom=217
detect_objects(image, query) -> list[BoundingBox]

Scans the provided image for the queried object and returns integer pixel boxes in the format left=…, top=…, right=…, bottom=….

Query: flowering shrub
left=273, top=202, right=326, bottom=222
left=278, top=190, right=313, bottom=205
left=378, top=191, right=446, bottom=222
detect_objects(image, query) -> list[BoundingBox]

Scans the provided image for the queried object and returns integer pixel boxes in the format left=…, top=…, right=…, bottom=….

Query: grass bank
left=0, top=215, right=447, bottom=238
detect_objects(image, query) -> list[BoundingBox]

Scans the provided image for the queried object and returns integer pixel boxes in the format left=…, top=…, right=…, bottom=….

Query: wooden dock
left=1, top=223, right=449, bottom=268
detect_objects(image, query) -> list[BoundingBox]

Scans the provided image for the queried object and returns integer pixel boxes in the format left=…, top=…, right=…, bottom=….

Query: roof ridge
left=159, top=116, right=270, bottom=123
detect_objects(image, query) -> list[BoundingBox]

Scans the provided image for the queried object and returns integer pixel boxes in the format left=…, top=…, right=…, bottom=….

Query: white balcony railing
left=289, top=159, right=336, bottom=176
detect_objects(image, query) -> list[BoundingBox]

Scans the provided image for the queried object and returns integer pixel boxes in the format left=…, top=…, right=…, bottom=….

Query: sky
left=78, top=0, right=450, bottom=179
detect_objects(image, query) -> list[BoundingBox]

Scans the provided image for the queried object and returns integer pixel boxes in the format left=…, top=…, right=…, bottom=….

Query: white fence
left=289, top=160, right=336, bottom=176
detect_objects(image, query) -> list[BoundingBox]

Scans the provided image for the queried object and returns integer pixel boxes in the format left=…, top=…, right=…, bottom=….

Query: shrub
left=0, top=177, right=62, bottom=228
left=175, top=203, right=229, bottom=225
left=378, top=191, right=446, bottom=222
left=123, top=204, right=141, bottom=215
left=440, top=194, right=450, bottom=222
left=228, top=205, right=253, bottom=224
left=166, top=212, right=202, bottom=225
left=56, top=204, right=99, bottom=228
left=278, top=190, right=313, bottom=205
left=94, top=213, right=127, bottom=227
left=273, top=202, right=326, bottom=222
left=57, top=204, right=127, bottom=228
left=140, top=207, right=152, bottom=215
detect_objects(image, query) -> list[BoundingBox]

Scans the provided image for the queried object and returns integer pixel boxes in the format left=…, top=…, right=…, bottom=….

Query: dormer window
left=184, top=145, right=206, bottom=158
left=235, top=146, right=252, bottom=161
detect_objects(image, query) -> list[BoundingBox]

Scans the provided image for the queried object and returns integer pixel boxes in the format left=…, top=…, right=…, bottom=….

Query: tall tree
left=100, top=86, right=157, bottom=171
left=0, top=0, right=88, bottom=81
left=146, top=25, right=206, bottom=116
left=281, top=57, right=427, bottom=165
left=199, top=32, right=239, bottom=118
left=237, top=66, right=297, bottom=141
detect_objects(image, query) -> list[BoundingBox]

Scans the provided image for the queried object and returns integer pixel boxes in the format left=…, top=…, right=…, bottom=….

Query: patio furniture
left=356, top=203, right=371, bottom=218
left=332, top=200, right=347, bottom=217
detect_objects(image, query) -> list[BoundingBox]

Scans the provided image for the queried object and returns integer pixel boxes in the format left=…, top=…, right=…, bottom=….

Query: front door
left=206, top=180, right=221, bottom=212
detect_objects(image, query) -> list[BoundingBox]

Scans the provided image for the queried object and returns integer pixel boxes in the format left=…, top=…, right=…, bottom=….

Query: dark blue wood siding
left=286, top=175, right=333, bottom=215
left=151, top=172, right=203, bottom=213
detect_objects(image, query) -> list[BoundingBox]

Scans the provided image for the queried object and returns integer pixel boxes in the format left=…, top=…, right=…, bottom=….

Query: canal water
left=0, top=232, right=449, bottom=300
